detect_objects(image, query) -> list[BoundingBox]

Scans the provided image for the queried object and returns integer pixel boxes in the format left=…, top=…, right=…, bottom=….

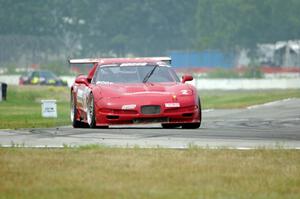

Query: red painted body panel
left=71, top=58, right=201, bottom=128
left=93, top=83, right=200, bottom=126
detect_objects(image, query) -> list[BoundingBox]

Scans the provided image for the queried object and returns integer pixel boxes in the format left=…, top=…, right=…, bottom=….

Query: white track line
left=247, top=98, right=294, bottom=109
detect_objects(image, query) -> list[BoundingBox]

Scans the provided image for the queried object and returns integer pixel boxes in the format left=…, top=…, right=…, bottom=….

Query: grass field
left=0, top=86, right=70, bottom=129
left=0, top=147, right=299, bottom=199
left=1, top=87, right=300, bottom=198
left=0, top=85, right=300, bottom=129
left=201, top=89, right=300, bottom=109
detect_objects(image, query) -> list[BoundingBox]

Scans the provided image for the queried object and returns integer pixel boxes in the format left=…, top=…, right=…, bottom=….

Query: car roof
left=70, top=57, right=171, bottom=80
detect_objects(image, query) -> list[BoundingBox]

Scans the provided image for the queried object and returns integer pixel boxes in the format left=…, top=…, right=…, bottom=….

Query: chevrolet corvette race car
left=70, top=57, right=201, bottom=129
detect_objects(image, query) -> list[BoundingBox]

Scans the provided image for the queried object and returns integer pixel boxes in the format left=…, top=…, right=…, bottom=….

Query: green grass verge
left=0, top=148, right=299, bottom=199
left=201, top=89, right=300, bottom=109
left=0, top=86, right=299, bottom=129
left=0, top=86, right=70, bottom=129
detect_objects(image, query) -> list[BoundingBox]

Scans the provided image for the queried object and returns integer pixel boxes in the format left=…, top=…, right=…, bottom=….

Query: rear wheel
left=71, top=92, right=86, bottom=128
left=182, top=97, right=202, bottom=129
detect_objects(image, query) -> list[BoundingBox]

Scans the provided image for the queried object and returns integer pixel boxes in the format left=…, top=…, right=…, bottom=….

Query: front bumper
left=95, top=96, right=200, bottom=126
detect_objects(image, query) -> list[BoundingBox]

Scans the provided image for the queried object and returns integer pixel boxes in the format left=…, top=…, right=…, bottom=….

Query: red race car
left=69, top=57, right=201, bottom=129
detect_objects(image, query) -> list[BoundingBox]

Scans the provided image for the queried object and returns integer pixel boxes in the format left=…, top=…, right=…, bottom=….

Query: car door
left=76, top=81, right=91, bottom=113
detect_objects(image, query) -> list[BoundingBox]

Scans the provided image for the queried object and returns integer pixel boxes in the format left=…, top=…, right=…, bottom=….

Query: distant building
left=258, top=40, right=300, bottom=67
left=168, top=50, right=235, bottom=68
left=169, top=40, right=300, bottom=68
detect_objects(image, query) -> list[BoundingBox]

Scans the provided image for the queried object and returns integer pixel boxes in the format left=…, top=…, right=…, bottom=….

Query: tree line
left=0, top=0, right=300, bottom=66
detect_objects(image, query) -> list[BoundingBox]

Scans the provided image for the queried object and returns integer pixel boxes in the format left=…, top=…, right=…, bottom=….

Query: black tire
left=87, top=93, right=97, bottom=128
left=182, top=122, right=200, bottom=129
left=97, top=125, right=109, bottom=129
left=71, top=92, right=86, bottom=128
left=182, top=97, right=202, bottom=129
left=87, top=93, right=109, bottom=129
left=198, top=97, right=202, bottom=126
left=161, top=124, right=180, bottom=129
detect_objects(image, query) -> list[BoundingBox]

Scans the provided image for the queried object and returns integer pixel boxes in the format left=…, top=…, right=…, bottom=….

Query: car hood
left=95, top=82, right=194, bottom=97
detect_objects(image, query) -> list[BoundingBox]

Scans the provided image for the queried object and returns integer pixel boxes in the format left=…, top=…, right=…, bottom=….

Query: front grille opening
left=133, top=117, right=168, bottom=124
left=100, top=109, right=137, bottom=114
left=106, top=115, right=119, bottom=119
left=141, top=105, right=161, bottom=115
left=182, top=113, right=193, bottom=117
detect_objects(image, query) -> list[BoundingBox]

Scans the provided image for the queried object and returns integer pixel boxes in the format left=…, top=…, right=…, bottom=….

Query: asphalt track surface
left=1, top=98, right=300, bottom=149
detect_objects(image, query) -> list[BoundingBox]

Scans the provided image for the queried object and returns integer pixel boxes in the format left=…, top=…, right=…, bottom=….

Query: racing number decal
left=76, top=87, right=84, bottom=108
left=181, top=90, right=189, bottom=95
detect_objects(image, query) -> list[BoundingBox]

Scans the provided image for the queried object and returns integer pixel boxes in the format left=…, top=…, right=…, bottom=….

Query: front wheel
left=87, top=93, right=97, bottom=128
left=161, top=124, right=180, bottom=129
left=182, top=97, right=202, bottom=129
left=182, top=122, right=200, bottom=129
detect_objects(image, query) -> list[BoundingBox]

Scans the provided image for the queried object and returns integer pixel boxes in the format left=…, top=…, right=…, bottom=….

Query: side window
left=32, top=71, right=39, bottom=78
left=26, top=71, right=33, bottom=78
left=91, top=67, right=100, bottom=84
left=30, top=71, right=40, bottom=84
left=40, top=72, right=46, bottom=79
left=96, top=67, right=115, bottom=83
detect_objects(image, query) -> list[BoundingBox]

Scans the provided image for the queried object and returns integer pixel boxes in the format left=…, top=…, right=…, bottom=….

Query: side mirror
left=181, top=75, right=193, bottom=83
left=75, top=75, right=89, bottom=85
left=87, top=77, right=92, bottom=83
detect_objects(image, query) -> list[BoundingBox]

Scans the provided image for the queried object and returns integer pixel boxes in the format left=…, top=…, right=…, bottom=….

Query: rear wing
left=68, top=58, right=100, bottom=64
left=68, top=57, right=172, bottom=65
left=147, top=57, right=171, bottom=64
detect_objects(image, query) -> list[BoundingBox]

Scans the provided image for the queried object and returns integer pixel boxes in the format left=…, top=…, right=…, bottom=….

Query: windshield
left=93, top=65, right=180, bottom=84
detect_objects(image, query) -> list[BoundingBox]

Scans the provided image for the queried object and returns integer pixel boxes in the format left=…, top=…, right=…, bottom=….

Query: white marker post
left=41, top=100, right=57, bottom=118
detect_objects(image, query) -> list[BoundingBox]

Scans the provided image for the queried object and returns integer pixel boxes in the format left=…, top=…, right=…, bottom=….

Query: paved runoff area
left=1, top=99, right=300, bottom=149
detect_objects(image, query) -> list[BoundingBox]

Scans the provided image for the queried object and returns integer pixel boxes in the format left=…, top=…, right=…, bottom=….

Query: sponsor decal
left=180, top=90, right=190, bottom=95
left=120, top=63, right=147, bottom=67
left=96, top=81, right=114, bottom=85
left=73, top=85, right=78, bottom=92
left=77, top=89, right=84, bottom=99
left=165, top=102, right=180, bottom=108
left=122, top=104, right=137, bottom=110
